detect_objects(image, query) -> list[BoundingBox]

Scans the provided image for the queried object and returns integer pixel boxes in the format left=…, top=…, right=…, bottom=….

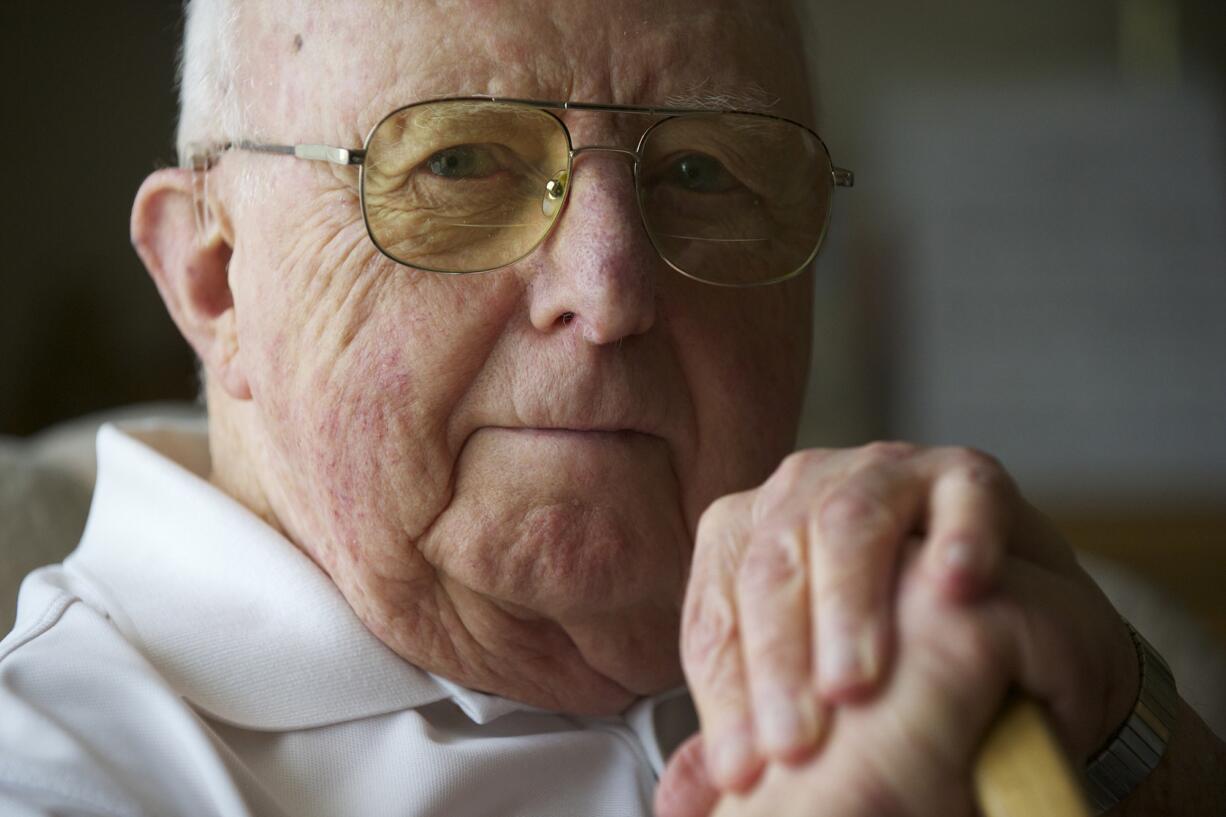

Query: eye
left=424, top=144, right=503, bottom=179
left=664, top=153, right=741, bottom=193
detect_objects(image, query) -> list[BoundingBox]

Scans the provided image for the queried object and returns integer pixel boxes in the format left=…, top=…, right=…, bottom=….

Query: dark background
left=3, top=3, right=195, bottom=437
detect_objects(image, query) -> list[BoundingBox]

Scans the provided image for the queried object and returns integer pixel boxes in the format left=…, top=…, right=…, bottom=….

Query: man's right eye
left=424, top=144, right=502, bottom=179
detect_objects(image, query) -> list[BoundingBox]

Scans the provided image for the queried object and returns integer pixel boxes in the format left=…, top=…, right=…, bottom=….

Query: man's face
left=216, top=0, right=814, bottom=712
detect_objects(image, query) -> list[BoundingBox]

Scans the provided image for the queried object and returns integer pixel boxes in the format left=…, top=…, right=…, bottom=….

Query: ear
left=131, top=167, right=251, bottom=400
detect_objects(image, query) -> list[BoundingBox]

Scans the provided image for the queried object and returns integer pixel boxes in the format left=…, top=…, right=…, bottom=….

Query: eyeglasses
left=186, top=96, right=853, bottom=288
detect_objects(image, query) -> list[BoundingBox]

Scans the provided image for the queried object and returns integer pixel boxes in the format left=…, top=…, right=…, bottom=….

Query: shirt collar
left=66, top=420, right=536, bottom=730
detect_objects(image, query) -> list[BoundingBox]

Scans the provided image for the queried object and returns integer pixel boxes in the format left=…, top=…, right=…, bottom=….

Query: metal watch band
left=1083, top=620, right=1178, bottom=813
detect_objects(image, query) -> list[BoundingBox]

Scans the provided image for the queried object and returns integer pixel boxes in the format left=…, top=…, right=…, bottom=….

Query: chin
left=414, top=425, right=687, bottom=610
left=436, top=487, right=688, bottom=620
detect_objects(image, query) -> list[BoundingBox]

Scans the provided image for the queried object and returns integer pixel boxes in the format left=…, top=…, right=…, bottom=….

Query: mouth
left=491, top=427, right=657, bottom=442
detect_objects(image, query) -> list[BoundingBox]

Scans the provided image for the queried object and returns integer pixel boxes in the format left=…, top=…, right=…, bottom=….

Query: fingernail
left=942, top=540, right=975, bottom=575
left=932, top=540, right=992, bottom=599
left=758, top=694, right=815, bottom=753
left=858, top=628, right=880, bottom=682
left=821, top=635, right=860, bottom=690
left=711, top=732, right=754, bottom=787
left=821, top=628, right=879, bottom=693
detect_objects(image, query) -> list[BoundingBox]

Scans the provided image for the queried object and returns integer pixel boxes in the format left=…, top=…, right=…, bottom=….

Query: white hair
left=173, top=0, right=819, bottom=167
left=176, top=0, right=246, bottom=164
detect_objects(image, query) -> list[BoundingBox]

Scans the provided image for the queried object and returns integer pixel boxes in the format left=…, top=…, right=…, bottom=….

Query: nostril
left=561, top=311, right=575, bottom=325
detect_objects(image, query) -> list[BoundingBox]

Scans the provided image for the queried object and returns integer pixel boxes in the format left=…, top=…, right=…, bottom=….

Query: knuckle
left=697, top=493, right=741, bottom=537
left=764, top=449, right=830, bottom=494
left=737, top=529, right=804, bottom=593
left=753, top=455, right=812, bottom=523
left=859, top=439, right=918, bottom=464
left=694, top=493, right=746, bottom=558
left=817, top=487, right=896, bottom=540
left=946, top=447, right=1013, bottom=495
left=681, top=589, right=738, bottom=678
left=780, top=448, right=829, bottom=476
left=777, top=450, right=810, bottom=479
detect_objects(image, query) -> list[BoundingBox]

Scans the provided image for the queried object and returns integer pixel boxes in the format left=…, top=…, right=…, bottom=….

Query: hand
left=677, top=546, right=1136, bottom=816
left=657, top=443, right=1139, bottom=814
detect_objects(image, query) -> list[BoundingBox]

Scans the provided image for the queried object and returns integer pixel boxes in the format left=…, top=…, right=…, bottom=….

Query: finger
left=982, top=558, right=1139, bottom=760
left=655, top=734, right=721, bottom=817
left=901, top=551, right=1134, bottom=766
left=736, top=524, right=827, bottom=761
left=810, top=461, right=922, bottom=700
left=921, top=450, right=1013, bottom=600
left=682, top=492, right=764, bottom=791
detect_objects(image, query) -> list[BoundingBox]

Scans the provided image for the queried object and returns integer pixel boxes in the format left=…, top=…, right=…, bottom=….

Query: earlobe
left=131, top=168, right=251, bottom=400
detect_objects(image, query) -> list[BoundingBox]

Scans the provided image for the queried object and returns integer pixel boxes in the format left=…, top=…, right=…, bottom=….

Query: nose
left=527, top=154, right=658, bottom=345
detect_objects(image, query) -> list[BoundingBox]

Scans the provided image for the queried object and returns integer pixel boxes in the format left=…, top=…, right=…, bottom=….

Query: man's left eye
left=665, top=153, right=741, bottom=193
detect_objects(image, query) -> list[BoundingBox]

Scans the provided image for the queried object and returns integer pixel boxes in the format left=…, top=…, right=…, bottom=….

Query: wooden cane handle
left=974, top=696, right=1092, bottom=817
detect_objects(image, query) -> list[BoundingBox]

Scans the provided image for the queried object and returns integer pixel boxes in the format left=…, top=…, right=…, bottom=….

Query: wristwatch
left=1083, top=620, right=1178, bottom=813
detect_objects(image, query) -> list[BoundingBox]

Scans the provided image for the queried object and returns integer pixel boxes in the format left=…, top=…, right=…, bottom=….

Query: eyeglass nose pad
left=542, top=169, right=569, bottom=218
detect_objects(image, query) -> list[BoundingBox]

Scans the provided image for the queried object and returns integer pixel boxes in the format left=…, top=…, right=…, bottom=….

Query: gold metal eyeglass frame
left=185, top=96, right=855, bottom=287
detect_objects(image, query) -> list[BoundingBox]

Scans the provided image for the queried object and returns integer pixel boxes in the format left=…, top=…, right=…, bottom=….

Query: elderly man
left=1, top=0, right=1222, bottom=815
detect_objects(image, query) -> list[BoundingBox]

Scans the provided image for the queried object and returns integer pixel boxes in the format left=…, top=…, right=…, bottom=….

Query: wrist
left=1084, top=621, right=1177, bottom=813
left=1103, top=696, right=1226, bottom=816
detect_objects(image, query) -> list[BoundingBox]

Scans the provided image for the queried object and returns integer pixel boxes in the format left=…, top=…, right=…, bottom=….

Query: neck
left=205, top=382, right=281, bottom=535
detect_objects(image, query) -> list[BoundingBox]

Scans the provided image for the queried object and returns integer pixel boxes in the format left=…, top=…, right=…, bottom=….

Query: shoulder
left=0, top=568, right=236, bottom=817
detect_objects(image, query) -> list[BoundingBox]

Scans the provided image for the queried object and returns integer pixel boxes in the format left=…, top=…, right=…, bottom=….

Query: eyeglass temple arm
left=231, top=141, right=367, bottom=166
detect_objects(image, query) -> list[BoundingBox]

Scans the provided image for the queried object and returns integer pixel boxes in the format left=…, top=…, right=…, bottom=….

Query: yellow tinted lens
left=362, top=101, right=571, bottom=272
left=638, top=113, right=832, bottom=286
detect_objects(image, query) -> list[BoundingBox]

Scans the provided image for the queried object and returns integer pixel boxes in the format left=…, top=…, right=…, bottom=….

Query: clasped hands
left=657, top=443, right=1140, bottom=817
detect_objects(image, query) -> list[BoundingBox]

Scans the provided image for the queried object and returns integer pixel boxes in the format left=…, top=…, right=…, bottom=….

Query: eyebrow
left=663, top=82, right=781, bottom=114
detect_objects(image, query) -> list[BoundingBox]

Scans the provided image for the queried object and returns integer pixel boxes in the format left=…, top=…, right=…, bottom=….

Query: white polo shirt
left=0, top=422, right=696, bottom=817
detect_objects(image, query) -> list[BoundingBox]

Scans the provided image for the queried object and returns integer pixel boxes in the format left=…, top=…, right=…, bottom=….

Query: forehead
left=243, top=0, right=809, bottom=142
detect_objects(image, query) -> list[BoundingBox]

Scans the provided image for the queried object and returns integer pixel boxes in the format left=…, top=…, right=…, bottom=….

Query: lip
left=491, top=426, right=656, bottom=440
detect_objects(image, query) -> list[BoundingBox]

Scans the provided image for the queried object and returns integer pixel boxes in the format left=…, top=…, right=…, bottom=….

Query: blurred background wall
left=796, top=0, right=1226, bottom=639
left=1, top=2, right=1223, bottom=637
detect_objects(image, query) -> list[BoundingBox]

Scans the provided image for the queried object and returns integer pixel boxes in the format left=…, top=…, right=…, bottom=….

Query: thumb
left=655, top=733, right=721, bottom=817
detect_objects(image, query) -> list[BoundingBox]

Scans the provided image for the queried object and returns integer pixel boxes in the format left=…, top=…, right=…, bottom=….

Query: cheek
left=234, top=223, right=524, bottom=550
left=256, top=312, right=439, bottom=552
left=727, top=278, right=812, bottom=435
left=269, top=315, right=451, bottom=537
left=670, top=275, right=813, bottom=519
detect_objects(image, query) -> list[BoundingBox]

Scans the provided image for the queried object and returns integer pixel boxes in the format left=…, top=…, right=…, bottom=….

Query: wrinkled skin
left=154, top=0, right=813, bottom=714
left=658, top=444, right=1138, bottom=816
